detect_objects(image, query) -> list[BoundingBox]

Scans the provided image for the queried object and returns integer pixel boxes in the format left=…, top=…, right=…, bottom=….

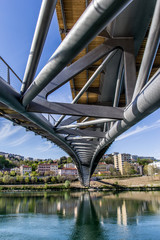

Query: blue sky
left=0, top=0, right=160, bottom=160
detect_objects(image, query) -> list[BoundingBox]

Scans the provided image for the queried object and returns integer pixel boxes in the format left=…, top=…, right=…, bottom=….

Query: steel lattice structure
left=0, top=0, right=160, bottom=186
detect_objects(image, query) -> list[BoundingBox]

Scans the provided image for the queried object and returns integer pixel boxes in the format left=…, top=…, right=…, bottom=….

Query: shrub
left=31, top=176, right=37, bottom=184
left=16, top=176, right=24, bottom=183
left=3, top=175, right=10, bottom=184
left=10, top=171, right=16, bottom=177
left=9, top=177, right=16, bottom=184
left=25, top=176, right=30, bottom=183
left=51, top=176, right=56, bottom=183
left=64, top=180, right=70, bottom=188
left=43, top=176, right=50, bottom=183
left=0, top=177, right=3, bottom=183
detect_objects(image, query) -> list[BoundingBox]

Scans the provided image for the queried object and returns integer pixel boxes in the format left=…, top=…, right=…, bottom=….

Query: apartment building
left=20, top=165, right=32, bottom=176
left=58, top=168, right=78, bottom=176
left=38, top=163, right=58, bottom=174
left=94, top=162, right=107, bottom=174
left=114, top=153, right=131, bottom=175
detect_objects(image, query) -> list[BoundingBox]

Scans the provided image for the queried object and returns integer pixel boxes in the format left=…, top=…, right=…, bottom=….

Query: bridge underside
left=0, top=0, right=160, bottom=186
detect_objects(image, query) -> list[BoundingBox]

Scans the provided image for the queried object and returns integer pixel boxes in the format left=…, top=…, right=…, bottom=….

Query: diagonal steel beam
left=41, top=43, right=114, bottom=97
left=132, top=0, right=160, bottom=100
left=21, top=0, right=57, bottom=94
left=58, top=118, right=116, bottom=130
left=39, top=38, right=134, bottom=99
left=59, top=116, right=81, bottom=126
left=28, top=100, right=124, bottom=119
left=22, top=0, right=133, bottom=106
left=56, top=128, right=106, bottom=138
left=55, top=49, right=118, bottom=126
left=124, top=40, right=137, bottom=105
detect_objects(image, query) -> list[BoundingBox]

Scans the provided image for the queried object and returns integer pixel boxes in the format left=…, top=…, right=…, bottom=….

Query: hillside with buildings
left=0, top=151, right=159, bottom=185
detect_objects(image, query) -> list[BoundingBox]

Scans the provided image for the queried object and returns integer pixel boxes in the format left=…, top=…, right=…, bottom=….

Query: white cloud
left=9, top=133, right=32, bottom=147
left=36, top=141, right=53, bottom=152
left=0, top=120, right=32, bottom=147
left=116, top=120, right=160, bottom=141
left=0, top=121, right=21, bottom=140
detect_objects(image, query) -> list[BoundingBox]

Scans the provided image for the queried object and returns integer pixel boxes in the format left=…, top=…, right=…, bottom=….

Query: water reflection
left=70, top=193, right=106, bottom=240
left=1, top=191, right=160, bottom=239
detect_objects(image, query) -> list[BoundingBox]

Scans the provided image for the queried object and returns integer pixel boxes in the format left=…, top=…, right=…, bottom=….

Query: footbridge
left=0, top=0, right=160, bottom=186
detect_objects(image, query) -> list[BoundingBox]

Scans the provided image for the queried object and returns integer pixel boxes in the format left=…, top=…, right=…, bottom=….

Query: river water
left=0, top=191, right=160, bottom=240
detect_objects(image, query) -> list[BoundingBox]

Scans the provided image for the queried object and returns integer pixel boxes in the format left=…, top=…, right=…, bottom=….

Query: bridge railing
left=0, top=56, right=22, bottom=93
left=0, top=56, right=54, bottom=125
left=0, top=56, right=23, bottom=91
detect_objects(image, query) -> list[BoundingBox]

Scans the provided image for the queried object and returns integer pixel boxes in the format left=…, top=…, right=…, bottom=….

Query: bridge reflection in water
left=1, top=191, right=160, bottom=239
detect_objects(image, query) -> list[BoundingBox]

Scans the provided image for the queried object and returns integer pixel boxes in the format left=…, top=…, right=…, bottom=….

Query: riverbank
left=0, top=176, right=160, bottom=192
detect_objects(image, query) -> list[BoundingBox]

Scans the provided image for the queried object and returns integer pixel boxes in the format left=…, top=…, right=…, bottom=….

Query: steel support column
left=21, top=0, right=57, bottom=94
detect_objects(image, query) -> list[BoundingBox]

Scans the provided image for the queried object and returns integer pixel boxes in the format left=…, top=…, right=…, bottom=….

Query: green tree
left=143, top=165, right=148, bottom=175
left=3, top=175, right=10, bottom=184
left=64, top=180, right=70, bottom=188
left=31, top=163, right=38, bottom=171
left=104, top=156, right=114, bottom=164
left=0, top=177, right=3, bottom=183
left=10, top=170, right=16, bottom=176
left=25, top=176, right=30, bottom=183
left=31, top=176, right=37, bottom=183
left=19, top=176, right=24, bottom=183
left=43, top=177, right=50, bottom=183
left=51, top=176, right=56, bottom=183
left=56, top=175, right=61, bottom=183
left=0, top=172, right=3, bottom=177
left=137, top=158, right=153, bottom=166
left=67, top=157, right=72, bottom=163
left=123, top=162, right=133, bottom=175
left=0, top=156, right=15, bottom=169
left=109, top=166, right=117, bottom=176
left=9, top=177, right=16, bottom=184
left=59, top=156, right=67, bottom=164
left=44, top=171, right=51, bottom=176
left=30, top=171, right=38, bottom=177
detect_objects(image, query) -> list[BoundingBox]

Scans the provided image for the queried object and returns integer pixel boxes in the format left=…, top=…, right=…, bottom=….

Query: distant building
left=131, top=155, right=138, bottom=161
left=102, top=154, right=109, bottom=159
left=58, top=168, right=78, bottom=176
left=20, top=165, right=32, bottom=176
left=14, top=155, right=24, bottom=160
left=112, top=152, right=119, bottom=156
left=64, top=163, right=76, bottom=169
left=50, top=163, right=58, bottom=174
left=132, top=163, right=143, bottom=175
left=38, top=163, right=58, bottom=175
left=97, top=171, right=111, bottom=175
left=138, top=156, right=155, bottom=161
left=0, top=152, right=6, bottom=156
left=106, top=164, right=114, bottom=171
left=26, top=157, right=34, bottom=161
left=35, top=159, right=43, bottom=162
left=4, top=154, right=9, bottom=158
left=114, top=153, right=131, bottom=175
left=94, top=162, right=107, bottom=173
left=148, top=161, right=160, bottom=169
left=10, top=167, right=20, bottom=174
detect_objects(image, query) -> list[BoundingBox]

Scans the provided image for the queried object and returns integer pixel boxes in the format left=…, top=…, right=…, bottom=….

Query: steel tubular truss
left=0, top=0, right=160, bottom=186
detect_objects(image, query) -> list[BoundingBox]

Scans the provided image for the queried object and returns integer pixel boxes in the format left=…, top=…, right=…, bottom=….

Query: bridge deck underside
left=0, top=0, right=160, bottom=186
